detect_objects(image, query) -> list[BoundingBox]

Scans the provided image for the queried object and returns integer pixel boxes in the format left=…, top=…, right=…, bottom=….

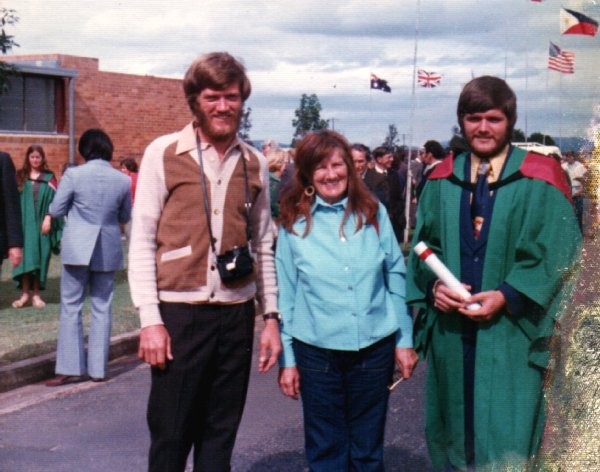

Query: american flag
left=417, top=69, right=442, bottom=88
left=548, top=42, right=575, bottom=74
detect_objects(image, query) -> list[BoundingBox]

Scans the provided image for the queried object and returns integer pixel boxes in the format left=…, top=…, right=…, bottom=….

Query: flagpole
left=524, top=8, right=529, bottom=140
left=545, top=57, right=550, bottom=146
left=559, top=73, right=563, bottom=151
left=369, top=78, right=373, bottom=142
left=403, top=0, right=420, bottom=245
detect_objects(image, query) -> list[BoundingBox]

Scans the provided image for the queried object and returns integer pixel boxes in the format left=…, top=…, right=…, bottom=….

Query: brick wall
left=0, top=134, right=76, bottom=178
left=1, top=54, right=192, bottom=174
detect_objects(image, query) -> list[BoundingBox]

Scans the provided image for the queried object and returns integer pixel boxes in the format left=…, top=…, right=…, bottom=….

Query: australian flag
left=370, top=73, right=391, bottom=93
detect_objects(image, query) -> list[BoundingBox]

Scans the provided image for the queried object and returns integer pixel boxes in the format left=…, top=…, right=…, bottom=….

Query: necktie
left=471, top=160, right=490, bottom=239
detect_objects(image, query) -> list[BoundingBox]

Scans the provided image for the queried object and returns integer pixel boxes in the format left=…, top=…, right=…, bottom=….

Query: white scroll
left=413, top=241, right=481, bottom=310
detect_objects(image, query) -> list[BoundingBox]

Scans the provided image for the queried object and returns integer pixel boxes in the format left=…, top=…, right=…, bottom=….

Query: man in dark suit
left=350, top=143, right=370, bottom=179
left=363, top=146, right=404, bottom=242
left=415, top=139, right=445, bottom=199
left=0, top=152, right=23, bottom=269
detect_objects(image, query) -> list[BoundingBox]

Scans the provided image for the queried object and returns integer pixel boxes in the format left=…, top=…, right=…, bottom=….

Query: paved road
left=0, top=331, right=432, bottom=472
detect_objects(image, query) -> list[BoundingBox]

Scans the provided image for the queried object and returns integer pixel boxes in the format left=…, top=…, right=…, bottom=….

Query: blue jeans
left=293, top=335, right=395, bottom=472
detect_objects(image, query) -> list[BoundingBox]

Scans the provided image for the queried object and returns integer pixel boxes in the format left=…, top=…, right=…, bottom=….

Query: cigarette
left=414, top=241, right=481, bottom=310
left=388, top=377, right=404, bottom=391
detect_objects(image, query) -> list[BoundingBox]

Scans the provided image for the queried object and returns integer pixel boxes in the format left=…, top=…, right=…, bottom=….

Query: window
left=0, top=74, right=64, bottom=133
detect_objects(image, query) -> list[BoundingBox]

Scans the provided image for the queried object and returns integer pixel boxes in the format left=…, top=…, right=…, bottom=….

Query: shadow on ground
left=234, top=445, right=431, bottom=471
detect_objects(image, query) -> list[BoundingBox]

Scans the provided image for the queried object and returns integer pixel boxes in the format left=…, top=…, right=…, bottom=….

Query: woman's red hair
left=279, top=130, right=378, bottom=238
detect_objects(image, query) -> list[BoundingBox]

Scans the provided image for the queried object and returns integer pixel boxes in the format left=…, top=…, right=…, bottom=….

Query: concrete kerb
left=0, top=331, right=140, bottom=394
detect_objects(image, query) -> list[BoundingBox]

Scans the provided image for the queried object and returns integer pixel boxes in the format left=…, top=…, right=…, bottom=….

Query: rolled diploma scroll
left=413, top=241, right=481, bottom=310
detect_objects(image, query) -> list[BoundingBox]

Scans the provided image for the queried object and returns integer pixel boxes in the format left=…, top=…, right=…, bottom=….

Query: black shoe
left=45, top=375, right=85, bottom=387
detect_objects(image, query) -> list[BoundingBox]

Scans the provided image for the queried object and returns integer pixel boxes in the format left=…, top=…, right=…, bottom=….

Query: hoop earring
left=304, top=185, right=315, bottom=197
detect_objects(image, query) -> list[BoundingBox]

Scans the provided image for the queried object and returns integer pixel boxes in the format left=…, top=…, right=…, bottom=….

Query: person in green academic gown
left=12, top=145, right=62, bottom=309
left=406, top=76, right=581, bottom=471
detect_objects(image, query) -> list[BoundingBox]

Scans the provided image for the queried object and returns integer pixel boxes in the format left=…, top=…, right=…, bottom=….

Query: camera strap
left=195, top=134, right=252, bottom=255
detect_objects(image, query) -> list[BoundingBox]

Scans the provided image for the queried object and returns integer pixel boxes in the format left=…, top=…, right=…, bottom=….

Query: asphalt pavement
left=0, top=327, right=432, bottom=472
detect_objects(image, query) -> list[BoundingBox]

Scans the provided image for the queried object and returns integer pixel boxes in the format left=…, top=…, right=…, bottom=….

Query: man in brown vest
left=128, top=52, right=281, bottom=472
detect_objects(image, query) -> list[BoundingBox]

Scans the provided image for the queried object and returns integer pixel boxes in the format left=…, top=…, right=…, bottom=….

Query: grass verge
left=0, top=243, right=138, bottom=365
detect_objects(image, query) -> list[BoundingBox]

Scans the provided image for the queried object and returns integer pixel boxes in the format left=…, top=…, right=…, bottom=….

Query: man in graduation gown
left=406, top=76, right=581, bottom=471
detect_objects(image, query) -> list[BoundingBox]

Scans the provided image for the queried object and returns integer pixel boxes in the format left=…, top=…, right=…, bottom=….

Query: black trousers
left=147, top=300, right=255, bottom=472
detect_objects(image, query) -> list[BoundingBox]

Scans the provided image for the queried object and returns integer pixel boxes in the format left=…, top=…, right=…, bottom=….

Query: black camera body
left=216, top=245, right=254, bottom=282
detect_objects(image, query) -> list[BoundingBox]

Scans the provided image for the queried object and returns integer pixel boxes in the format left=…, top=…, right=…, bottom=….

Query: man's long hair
left=279, top=130, right=378, bottom=238
left=183, top=52, right=251, bottom=116
left=457, top=76, right=517, bottom=136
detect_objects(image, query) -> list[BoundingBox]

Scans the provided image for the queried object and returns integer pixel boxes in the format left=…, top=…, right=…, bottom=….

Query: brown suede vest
left=155, top=143, right=262, bottom=291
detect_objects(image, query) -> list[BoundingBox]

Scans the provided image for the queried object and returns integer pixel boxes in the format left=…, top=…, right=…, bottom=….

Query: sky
left=6, top=0, right=600, bottom=149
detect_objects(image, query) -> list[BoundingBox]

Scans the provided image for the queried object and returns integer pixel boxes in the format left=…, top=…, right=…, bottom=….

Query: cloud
left=7, top=0, right=599, bottom=147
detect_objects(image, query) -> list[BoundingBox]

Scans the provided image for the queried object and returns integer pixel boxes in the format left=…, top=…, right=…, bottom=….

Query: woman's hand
left=41, top=215, right=52, bottom=235
left=395, top=347, right=418, bottom=380
left=278, top=366, right=300, bottom=400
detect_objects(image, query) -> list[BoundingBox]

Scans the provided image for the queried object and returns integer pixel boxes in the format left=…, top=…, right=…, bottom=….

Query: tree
left=383, top=124, right=399, bottom=148
left=448, top=126, right=469, bottom=155
left=0, top=8, right=19, bottom=94
left=238, top=106, right=252, bottom=141
left=291, top=93, right=328, bottom=146
left=528, top=132, right=555, bottom=146
left=512, top=128, right=526, bottom=142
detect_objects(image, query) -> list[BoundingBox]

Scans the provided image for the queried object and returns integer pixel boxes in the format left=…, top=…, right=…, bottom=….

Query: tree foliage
left=0, top=8, right=19, bottom=94
left=383, top=124, right=399, bottom=148
left=528, top=132, right=555, bottom=146
left=238, top=106, right=252, bottom=141
left=291, top=93, right=328, bottom=146
left=512, top=128, right=526, bottom=142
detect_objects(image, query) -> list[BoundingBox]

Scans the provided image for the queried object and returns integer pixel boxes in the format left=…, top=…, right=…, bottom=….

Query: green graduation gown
left=406, top=148, right=581, bottom=470
left=12, top=173, right=62, bottom=290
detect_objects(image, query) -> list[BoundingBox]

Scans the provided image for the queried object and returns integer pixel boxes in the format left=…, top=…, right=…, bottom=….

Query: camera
left=216, top=245, right=254, bottom=282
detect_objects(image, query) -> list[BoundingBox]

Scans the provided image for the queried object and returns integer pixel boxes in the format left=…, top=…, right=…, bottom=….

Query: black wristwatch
left=262, top=312, right=281, bottom=323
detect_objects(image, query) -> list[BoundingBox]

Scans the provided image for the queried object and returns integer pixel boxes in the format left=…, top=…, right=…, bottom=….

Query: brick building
left=0, top=54, right=191, bottom=173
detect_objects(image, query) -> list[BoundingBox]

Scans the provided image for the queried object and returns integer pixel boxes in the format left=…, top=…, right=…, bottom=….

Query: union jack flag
left=417, top=69, right=442, bottom=88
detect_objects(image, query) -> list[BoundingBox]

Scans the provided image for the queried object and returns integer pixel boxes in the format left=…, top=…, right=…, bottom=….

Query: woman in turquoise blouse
left=276, top=130, right=418, bottom=471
